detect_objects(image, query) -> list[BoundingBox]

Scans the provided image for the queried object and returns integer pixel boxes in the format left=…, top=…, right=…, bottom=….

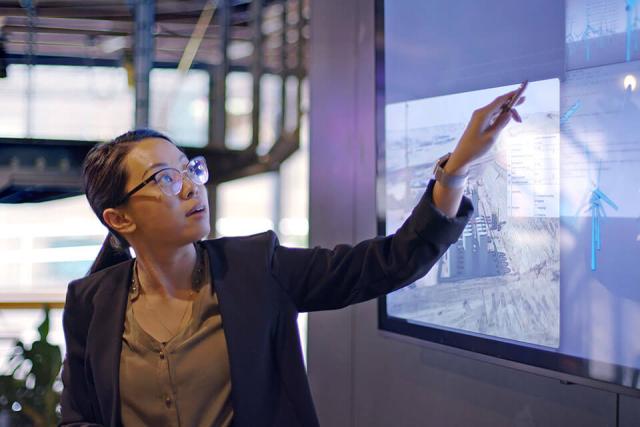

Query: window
left=225, top=72, right=253, bottom=149
left=259, top=74, right=282, bottom=155
left=0, top=64, right=133, bottom=141
left=0, top=196, right=105, bottom=300
left=149, top=68, right=210, bottom=147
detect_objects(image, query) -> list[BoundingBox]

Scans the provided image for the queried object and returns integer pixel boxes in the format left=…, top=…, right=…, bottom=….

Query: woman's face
left=118, top=137, right=211, bottom=247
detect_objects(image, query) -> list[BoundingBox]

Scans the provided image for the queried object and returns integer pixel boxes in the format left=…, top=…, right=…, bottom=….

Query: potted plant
left=0, top=305, right=62, bottom=427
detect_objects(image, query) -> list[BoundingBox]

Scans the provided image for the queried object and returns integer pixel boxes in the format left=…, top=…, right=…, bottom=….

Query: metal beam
left=6, top=53, right=254, bottom=70
left=0, top=137, right=264, bottom=202
left=279, top=0, right=287, bottom=134
left=206, top=181, right=218, bottom=237
left=211, top=0, right=230, bottom=149
left=133, top=0, right=155, bottom=127
left=248, top=0, right=263, bottom=152
left=0, top=301, right=65, bottom=309
left=0, top=138, right=92, bottom=203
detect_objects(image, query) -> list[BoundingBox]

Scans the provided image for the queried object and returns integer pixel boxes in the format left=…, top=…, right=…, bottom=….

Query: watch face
left=433, top=153, right=450, bottom=174
left=437, top=153, right=451, bottom=167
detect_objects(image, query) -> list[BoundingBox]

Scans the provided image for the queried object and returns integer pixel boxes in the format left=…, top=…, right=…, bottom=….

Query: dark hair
left=83, top=129, right=174, bottom=275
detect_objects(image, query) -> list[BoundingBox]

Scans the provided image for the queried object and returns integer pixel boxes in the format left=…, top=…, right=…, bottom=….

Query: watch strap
left=433, top=153, right=469, bottom=189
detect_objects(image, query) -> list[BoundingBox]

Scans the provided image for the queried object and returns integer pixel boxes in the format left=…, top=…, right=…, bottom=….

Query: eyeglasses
left=116, top=156, right=209, bottom=206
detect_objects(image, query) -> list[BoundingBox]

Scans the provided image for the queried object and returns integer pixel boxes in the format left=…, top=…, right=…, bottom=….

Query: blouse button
left=165, top=396, right=172, bottom=407
left=159, top=351, right=165, bottom=359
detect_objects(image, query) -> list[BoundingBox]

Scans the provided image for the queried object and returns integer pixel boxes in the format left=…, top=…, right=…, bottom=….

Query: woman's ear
left=103, top=208, right=136, bottom=236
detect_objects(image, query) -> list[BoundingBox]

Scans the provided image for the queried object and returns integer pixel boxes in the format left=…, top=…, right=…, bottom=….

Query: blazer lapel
left=86, top=259, right=133, bottom=427
left=202, top=240, right=245, bottom=416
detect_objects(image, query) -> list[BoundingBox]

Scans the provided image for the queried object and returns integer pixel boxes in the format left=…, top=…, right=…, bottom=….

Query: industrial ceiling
left=0, top=0, right=309, bottom=202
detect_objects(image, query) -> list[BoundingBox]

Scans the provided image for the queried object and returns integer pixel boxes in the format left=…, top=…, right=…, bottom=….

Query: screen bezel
left=374, top=0, right=640, bottom=397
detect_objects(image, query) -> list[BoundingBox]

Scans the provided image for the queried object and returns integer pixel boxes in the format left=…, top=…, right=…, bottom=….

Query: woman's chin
left=193, top=224, right=211, bottom=241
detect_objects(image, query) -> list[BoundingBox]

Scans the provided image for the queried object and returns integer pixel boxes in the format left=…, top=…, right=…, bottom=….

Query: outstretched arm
left=271, top=89, right=525, bottom=312
left=270, top=179, right=473, bottom=312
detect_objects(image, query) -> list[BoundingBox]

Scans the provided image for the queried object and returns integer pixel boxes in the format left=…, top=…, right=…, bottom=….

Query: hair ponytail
left=88, top=232, right=133, bottom=275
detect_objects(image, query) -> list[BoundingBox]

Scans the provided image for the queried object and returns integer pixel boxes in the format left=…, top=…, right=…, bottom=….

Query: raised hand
left=432, top=88, right=526, bottom=218
left=445, top=89, right=526, bottom=175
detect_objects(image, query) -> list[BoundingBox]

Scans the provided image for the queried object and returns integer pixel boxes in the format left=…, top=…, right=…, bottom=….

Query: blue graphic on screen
left=383, top=0, right=640, bottom=383
left=566, top=0, right=640, bottom=68
left=626, top=0, right=640, bottom=61
left=566, top=6, right=616, bottom=62
left=586, top=165, right=619, bottom=271
left=560, top=100, right=582, bottom=125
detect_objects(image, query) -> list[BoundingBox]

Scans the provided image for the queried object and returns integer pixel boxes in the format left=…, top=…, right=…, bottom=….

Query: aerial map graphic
left=385, top=79, right=561, bottom=348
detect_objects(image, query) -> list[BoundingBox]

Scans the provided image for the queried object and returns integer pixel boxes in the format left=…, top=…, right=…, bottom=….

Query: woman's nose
left=181, top=172, right=199, bottom=199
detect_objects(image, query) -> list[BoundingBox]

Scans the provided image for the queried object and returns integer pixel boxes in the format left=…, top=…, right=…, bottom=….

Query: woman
left=59, top=91, right=524, bottom=427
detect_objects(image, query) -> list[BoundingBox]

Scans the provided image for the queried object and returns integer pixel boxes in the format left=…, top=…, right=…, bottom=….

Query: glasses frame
left=115, top=156, right=208, bottom=206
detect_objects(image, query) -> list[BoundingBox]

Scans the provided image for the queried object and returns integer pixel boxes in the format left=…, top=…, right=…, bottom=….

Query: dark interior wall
left=306, top=0, right=640, bottom=426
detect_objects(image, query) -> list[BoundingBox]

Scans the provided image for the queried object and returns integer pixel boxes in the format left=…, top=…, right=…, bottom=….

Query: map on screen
left=385, top=79, right=561, bottom=348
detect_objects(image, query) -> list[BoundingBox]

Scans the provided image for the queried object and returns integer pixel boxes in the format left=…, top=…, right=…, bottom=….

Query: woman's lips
left=186, top=204, right=206, bottom=217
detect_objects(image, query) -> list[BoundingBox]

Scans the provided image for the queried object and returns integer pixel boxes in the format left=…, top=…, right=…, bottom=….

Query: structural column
left=134, top=0, right=155, bottom=127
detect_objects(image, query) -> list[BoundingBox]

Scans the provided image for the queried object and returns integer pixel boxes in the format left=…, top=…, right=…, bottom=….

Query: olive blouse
left=119, top=250, right=234, bottom=427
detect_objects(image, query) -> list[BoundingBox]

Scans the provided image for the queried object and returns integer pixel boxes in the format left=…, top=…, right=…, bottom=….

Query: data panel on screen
left=380, top=0, right=640, bottom=390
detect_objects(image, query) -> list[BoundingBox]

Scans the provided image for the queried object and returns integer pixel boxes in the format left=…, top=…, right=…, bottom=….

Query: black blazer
left=59, top=181, right=473, bottom=427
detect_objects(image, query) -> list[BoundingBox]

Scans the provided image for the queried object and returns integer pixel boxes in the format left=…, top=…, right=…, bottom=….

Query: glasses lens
left=155, top=169, right=183, bottom=196
left=187, top=157, right=209, bottom=185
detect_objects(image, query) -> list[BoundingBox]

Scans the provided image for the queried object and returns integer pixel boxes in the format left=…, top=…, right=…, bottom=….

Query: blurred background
left=0, top=1, right=308, bottom=424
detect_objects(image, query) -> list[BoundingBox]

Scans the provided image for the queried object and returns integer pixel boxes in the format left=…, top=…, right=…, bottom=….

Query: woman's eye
left=159, top=173, right=175, bottom=184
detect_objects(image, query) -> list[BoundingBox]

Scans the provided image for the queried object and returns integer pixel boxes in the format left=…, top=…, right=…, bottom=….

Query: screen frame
left=374, top=0, right=640, bottom=398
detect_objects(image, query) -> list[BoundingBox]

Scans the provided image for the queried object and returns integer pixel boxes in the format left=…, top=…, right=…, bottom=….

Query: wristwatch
left=432, top=152, right=469, bottom=189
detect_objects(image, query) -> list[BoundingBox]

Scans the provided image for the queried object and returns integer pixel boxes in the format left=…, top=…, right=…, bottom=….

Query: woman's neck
left=133, top=241, right=197, bottom=298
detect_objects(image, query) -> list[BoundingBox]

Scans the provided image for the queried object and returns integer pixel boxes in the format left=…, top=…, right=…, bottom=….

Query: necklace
left=131, top=243, right=205, bottom=339
left=140, top=284, right=193, bottom=338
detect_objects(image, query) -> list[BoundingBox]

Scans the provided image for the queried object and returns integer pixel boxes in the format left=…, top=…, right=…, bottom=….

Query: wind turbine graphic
left=587, top=163, right=618, bottom=271
left=626, top=0, right=639, bottom=62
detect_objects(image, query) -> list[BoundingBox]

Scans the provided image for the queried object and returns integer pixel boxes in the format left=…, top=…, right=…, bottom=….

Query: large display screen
left=377, top=0, right=640, bottom=393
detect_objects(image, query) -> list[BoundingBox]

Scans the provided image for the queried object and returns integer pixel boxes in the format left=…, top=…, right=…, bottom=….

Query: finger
left=511, top=108, right=522, bottom=123
left=485, top=90, right=519, bottom=113
left=477, top=90, right=520, bottom=125
left=488, top=108, right=512, bottom=133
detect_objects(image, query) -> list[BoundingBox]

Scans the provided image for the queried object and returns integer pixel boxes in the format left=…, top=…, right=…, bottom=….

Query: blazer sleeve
left=270, top=179, right=474, bottom=312
left=58, top=281, right=104, bottom=427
